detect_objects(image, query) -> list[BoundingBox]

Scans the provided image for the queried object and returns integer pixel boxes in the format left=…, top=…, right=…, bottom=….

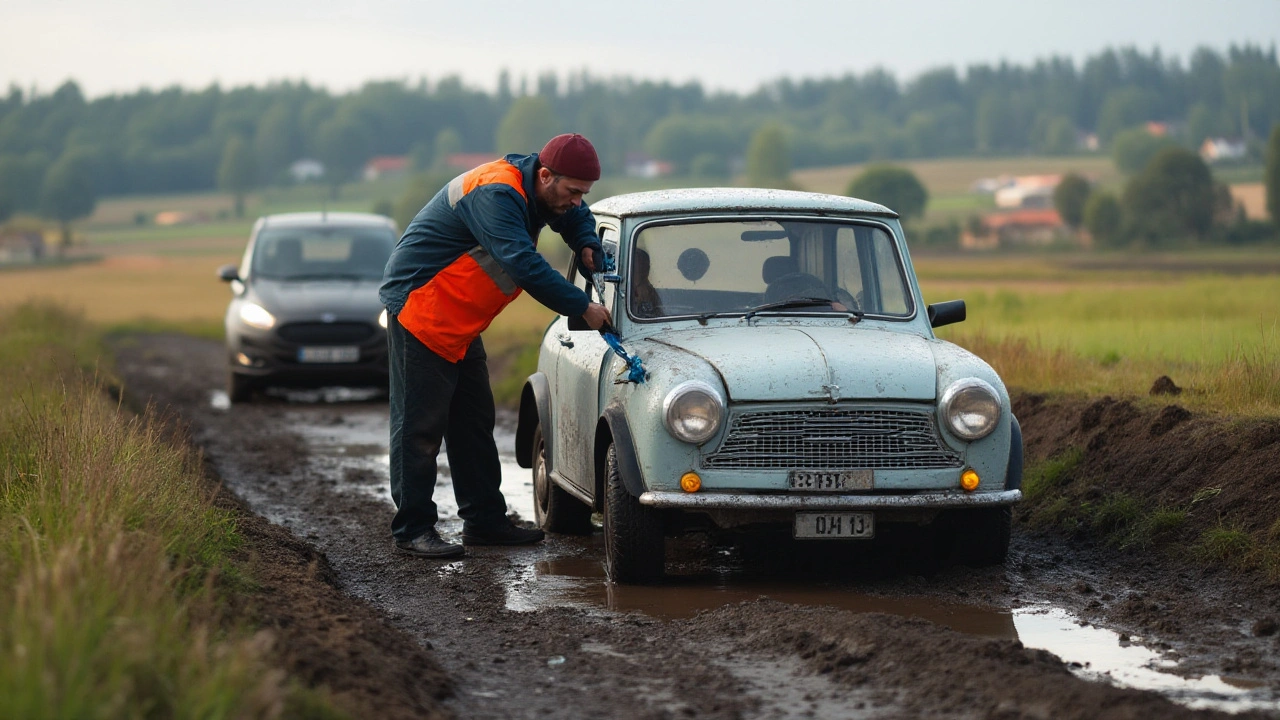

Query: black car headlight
left=663, top=381, right=724, bottom=444
left=939, top=378, right=1001, bottom=441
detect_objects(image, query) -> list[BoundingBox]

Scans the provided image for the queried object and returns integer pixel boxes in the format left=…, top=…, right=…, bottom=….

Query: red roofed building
left=444, top=153, right=500, bottom=171
left=363, top=156, right=410, bottom=181
left=961, top=208, right=1070, bottom=250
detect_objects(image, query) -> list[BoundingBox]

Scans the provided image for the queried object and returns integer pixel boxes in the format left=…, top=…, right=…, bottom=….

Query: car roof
left=257, top=212, right=396, bottom=229
left=589, top=187, right=898, bottom=219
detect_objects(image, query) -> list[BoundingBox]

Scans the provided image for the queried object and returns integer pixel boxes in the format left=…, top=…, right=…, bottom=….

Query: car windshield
left=251, top=226, right=395, bottom=280
left=628, top=219, right=913, bottom=320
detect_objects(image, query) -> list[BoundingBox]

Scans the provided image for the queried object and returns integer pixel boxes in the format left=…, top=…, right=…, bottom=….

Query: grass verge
left=0, top=302, right=343, bottom=718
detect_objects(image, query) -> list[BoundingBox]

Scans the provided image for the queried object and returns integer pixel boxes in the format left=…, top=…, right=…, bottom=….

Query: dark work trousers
left=387, top=314, right=508, bottom=542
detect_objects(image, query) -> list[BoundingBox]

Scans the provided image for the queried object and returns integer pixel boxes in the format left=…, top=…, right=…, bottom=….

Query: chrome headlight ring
left=939, top=378, right=1002, bottom=441
left=662, top=380, right=725, bottom=445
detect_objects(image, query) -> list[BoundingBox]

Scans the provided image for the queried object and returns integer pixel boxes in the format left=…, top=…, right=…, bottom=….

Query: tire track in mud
left=112, top=333, right=1280, bottom=719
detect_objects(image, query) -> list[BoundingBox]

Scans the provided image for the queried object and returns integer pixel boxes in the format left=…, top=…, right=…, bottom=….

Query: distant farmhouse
left=444, top=153, right=500, bottom=171
left=363, top=156, right=409, bottom=181
left=0, top=230, right=47, bottom=264
left=289, top=159, right=325, bottom=183
left=1199, top=138, right=1248, bottom=164
left=965, top=174, right=1072, bottom=250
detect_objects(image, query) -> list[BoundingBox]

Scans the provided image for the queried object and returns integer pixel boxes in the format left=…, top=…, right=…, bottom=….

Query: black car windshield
left=251, top=226, right=395, bottom=280
left=629, top=219, right=912, bottom=320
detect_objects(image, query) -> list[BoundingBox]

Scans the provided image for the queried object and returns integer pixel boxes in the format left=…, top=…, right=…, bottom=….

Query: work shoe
left=395, top=529, right=464, bottom=558
left=461, top=520, right=545, bottom=546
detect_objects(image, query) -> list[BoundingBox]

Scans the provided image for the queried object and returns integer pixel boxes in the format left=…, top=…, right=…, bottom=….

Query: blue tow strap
left=591, top=251, right=647, bottom=384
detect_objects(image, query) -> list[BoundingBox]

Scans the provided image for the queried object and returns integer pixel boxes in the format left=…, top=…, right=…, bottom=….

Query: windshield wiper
left=742, top=297, right=835, bottom=321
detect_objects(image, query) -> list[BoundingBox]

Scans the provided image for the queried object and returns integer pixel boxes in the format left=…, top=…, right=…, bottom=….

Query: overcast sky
left=3, top=0, right=1278, bottom=98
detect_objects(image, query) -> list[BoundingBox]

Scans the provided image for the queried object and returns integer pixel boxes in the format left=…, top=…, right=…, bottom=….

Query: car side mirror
left=927, top=299, right=966, bottom=328
left=217, top=264, right=240, bottom=282
left=567, top=315, right=590, bottom=332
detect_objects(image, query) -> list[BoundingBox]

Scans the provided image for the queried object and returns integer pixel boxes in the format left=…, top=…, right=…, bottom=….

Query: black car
left=217, top=212, right=396, bottom=402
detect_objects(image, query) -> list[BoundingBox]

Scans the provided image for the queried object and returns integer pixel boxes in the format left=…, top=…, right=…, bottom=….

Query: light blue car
left=515, top=189, right=1022, bottom=583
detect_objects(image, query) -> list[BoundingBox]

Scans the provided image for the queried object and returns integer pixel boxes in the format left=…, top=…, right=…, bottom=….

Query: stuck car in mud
left=217, top=212, right=397, bottom=402
left=515, top=189, right=1023, bottom=583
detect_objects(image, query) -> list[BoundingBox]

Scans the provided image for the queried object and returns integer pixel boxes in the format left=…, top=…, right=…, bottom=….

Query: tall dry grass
left=0, top=303, right=298, bottom=718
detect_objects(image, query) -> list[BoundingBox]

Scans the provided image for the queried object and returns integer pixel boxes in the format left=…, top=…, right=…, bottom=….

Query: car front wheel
left=532, top=425, right=593, bottom=535
left=227, top=370, right=255, bottom=404
left=602, top=442, right=664, bottom=583
left=950, top=507, right=1012, bottom=567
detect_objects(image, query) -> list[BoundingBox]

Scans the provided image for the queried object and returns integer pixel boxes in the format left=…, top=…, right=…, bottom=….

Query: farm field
left=3, top=231, right=1278, bottom=414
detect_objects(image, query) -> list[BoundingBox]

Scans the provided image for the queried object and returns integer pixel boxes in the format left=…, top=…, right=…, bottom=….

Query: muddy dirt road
left=114, top=334, right=1280, bottom=719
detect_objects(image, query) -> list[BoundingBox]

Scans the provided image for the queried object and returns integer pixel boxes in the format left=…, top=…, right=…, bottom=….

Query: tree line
left=1, top=44, right=1278, bottom=230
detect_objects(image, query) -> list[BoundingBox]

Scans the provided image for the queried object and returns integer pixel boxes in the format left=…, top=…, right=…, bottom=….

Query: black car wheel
left=949, top=507, right=1012, bottom=567
left=532, top=425, right=593, bottom=535
left=602, top=442, right=664, bottom=583
left=227, top=370, right=255, bottom=404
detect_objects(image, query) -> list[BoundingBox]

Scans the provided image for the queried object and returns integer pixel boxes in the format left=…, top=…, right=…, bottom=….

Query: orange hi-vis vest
left=397, top=160, right=528, bottom=362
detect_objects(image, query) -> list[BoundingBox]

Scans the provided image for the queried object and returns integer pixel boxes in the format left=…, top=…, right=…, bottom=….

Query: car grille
left=701, top=407, right=963, bottom=470
left=277, top=322, right=376, bottom=344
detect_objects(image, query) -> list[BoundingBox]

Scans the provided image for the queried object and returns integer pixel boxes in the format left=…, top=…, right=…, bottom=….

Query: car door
left=552, top=226, right=619, bottom=495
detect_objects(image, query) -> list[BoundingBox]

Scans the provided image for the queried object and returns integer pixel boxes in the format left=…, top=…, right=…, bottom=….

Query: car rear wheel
left=532, top=425, right=593, bottom=535
left=227, top=370, right=255, bottom=404
left=602, top=442, right=664, bottom=583
left=949, top=507, right=1012, bottom=567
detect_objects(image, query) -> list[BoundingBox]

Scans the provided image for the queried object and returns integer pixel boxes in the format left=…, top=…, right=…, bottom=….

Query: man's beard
left=535, top=195, right=564, bottom=219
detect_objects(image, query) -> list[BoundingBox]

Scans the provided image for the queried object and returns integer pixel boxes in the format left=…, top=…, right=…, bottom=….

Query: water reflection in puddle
left=231, top=390, right=1278, bottom=713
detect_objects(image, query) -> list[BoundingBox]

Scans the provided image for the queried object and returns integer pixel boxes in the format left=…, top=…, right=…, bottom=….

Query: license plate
left=297, top=346, right=360, bottom=363
left=794, top=512, right=874, bottom=539
left=788, top=469, right=873, bottom=491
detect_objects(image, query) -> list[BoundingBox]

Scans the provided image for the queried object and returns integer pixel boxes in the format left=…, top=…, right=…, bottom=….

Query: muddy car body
left=516, top=189, right=1023, bottom=582
left=218, top=212, right=396, bottom=402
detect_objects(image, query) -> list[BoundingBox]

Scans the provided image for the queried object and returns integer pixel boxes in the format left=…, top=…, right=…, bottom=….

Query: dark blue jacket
left=380, top=152, right=599, bottom=319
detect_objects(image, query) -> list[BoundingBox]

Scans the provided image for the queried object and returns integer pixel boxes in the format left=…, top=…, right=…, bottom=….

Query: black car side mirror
left=217, top=264, right=240, bottom=282
left=927, top=299, right=966, bottom=328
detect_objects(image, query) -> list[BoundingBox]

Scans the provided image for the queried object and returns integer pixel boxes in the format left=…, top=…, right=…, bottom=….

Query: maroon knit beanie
left=539, top=133, right=601, bottom=181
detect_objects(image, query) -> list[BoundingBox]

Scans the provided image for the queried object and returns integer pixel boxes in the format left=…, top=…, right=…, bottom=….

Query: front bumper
left=638, top=489, right=1021, bottom=510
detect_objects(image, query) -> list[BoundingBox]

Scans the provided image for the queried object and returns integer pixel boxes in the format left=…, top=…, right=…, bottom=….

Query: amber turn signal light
left=680, top=472, right=702, bottom=493
left=960, top=469, right=980, bottom=492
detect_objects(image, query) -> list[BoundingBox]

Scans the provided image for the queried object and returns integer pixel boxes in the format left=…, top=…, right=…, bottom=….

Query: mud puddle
left=212, top=388, right=1280, bottom=714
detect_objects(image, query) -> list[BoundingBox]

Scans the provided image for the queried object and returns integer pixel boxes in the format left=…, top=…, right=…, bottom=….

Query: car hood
left=642, top=325, right=936, bottom=402
left=250, top=278, right=384, bottom=318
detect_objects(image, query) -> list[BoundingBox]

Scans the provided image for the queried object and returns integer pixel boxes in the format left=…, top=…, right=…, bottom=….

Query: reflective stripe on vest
left=398, top=160, right=528, bottom=362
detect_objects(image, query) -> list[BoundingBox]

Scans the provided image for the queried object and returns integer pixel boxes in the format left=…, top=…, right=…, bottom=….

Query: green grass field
left=4, top=155, right=1276, bottom=415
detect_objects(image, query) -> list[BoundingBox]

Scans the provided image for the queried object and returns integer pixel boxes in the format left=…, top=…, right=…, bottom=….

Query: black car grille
left=702, top=407, right=962, bottom=470
left=277, top=322, right=376, bottom=344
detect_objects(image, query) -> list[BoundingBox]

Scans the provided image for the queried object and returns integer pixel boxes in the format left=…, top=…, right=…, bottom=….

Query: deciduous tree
left=1053, top=173, right=1091, bottom=229
left=746, top=123, right=793, bottom=189
left=1084, top=192, right=1124, bottom=247
left=1266, top=123, right=1280, bottom=223
left=39, top=149, right=97, bottom=251
left=1122, top=147, right=1216, bottom=244
left=495, top=97, right=558, bottom=156
left=846, top=165, right=928, bottom=221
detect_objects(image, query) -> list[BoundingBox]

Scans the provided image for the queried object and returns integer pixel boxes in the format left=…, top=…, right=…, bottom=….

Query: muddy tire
left=951, top=507, right=1012, bottom=567
left=603, top=442, right=664, bottom=583
left=227, top=370, right=255, bottom=404
left=532, top=425, right=593, bottom=535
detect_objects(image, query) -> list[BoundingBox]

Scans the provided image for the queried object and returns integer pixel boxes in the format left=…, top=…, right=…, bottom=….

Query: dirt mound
left=1014, top=391, right=1280, bottom=557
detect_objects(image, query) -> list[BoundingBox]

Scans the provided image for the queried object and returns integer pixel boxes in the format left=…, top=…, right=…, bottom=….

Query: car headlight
left=939, top=378, right=1001, bottom=441
left=663, top=381, right=724, bottom=444
left=378, top=308, right=388, bottom=329
left=238, top=302, right=276, bottom=330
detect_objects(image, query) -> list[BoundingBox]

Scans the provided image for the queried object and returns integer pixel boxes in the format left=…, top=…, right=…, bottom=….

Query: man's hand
left=583, top=302, right=612, bottom=330
left=581, top=246, right=598, bottom=272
